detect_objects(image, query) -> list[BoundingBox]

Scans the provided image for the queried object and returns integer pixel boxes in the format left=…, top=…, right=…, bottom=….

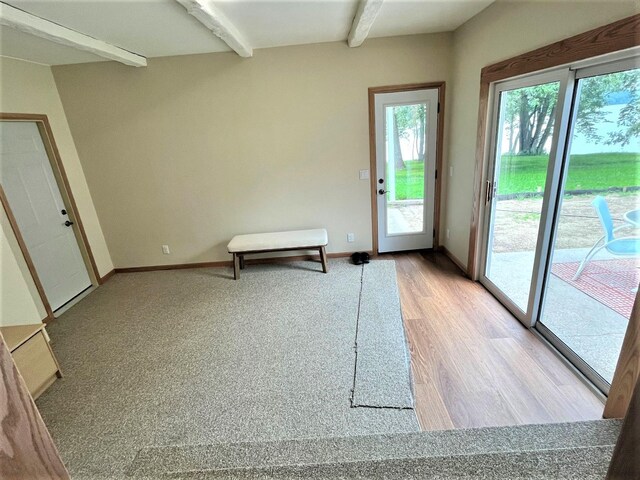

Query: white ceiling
left=0, top=0, right=494, bottom=66
left=369, top=0, right=494, bottom=38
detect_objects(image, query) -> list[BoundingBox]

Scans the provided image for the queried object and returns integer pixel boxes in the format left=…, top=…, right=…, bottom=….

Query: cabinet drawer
left=12, top=331, right=58, bottom=398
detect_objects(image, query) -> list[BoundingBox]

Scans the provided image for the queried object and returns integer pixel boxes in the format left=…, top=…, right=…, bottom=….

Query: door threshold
left=379, top=247, right=435, bottom=255
left=53, top=286, right=95, bottom=317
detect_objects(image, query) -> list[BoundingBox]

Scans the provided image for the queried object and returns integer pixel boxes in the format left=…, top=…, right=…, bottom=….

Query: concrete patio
left=387, top=201, right=424, bottom=235
left=487, top=248, right=635, bottom=383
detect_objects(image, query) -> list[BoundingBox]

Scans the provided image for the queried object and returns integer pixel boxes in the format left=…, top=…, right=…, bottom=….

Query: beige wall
left=0, top=56, right=113, bottom=326
left=52, top=34, right=452, bottom=268
left=442, top=0, right=639, bottom=268
left=1, top=212, right=44, bottom=326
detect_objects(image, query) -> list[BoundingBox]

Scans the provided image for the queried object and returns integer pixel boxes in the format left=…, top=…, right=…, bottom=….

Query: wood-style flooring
left=385, top=251, right=604, bottom=431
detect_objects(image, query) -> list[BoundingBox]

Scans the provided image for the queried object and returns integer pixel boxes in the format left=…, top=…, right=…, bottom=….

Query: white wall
left=0, top=56, right=113, bottom=326
left=442, top=0, right=639, bottom=267
left=52, top=34, right=452, bottom=268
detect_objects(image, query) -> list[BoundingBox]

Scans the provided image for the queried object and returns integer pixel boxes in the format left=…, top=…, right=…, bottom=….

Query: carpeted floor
left=352, top=261, right=414, bottom=408
left=36, top=259, right=418, bottom=479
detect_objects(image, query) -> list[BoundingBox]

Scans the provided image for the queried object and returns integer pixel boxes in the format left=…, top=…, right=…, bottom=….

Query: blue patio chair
left=573, top=196, right=640, bottom=280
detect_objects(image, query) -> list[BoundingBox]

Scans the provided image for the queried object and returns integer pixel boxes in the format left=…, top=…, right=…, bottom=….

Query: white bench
left=227, top=228, right=329, bottom=279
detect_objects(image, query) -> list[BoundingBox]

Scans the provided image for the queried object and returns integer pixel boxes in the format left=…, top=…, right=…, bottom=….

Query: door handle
left=64, top=220, right=74, bottom=227
left=378, top=189, right=387, bottom=195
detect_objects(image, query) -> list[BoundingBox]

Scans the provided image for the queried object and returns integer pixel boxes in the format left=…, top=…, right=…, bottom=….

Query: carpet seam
left=349, top=263, right=365, bottom=408
left=350, top=263, right=413, bottom=411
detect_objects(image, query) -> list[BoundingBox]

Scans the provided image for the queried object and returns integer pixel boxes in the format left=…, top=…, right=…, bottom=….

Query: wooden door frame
left=368, top=82, right=446, bottom=255
left=466, top=14, right=640, bottom=279
left=462, top=15, right=640, bottom=412
left=0, top=113, right=102, bottom=322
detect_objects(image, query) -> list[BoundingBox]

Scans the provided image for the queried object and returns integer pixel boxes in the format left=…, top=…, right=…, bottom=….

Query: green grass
left=389, top=160, right=425, bottom=200
left=498, top=152, right=640, bottom=195
left=387, top=153, right=640, bottom=201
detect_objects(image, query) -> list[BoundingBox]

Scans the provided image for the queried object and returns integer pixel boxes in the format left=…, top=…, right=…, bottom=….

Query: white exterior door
left=0, top=121, right=92, bottom=311
left=374, top=89, right=438, bottom=253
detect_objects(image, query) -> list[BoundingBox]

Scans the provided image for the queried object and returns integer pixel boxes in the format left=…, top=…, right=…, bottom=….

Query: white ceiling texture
left=0, top=0, right=494, bottom=66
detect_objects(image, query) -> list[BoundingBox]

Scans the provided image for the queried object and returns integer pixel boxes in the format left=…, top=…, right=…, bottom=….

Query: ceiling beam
left=0, top=2, right=146, bottom=67
left=175, top=0, right=252, bottom=58
left=348, top=0, right=384, bottom=48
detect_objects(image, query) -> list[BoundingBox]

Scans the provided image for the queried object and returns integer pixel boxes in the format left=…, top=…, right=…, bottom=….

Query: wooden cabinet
left=0, top=324, right=61, bottom=399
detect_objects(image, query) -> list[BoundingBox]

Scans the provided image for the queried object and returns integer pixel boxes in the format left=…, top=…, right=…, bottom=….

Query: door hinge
left=437, top=102, right=440, bottom=114
left=435, top=169, right=438, bottom=180
left=433, top=228, right=436, bottom=238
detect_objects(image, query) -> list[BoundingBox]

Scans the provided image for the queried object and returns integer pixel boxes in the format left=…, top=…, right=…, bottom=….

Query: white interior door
left=375, top=89, right=438, bottom=253
left=0, top=121, right=92, bottom=311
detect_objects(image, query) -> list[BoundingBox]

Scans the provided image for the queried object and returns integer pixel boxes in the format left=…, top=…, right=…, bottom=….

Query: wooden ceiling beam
left=348, top=0, right=384, bottom=48
left=175, top=0, right=252, bottom=58
left=0, top=2, right=146, bottom=67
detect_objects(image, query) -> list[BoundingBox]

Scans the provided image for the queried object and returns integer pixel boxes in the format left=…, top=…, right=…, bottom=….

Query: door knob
left=64, top=220, right=74, bottom=227
left=378, top=189, right=387, bottom=195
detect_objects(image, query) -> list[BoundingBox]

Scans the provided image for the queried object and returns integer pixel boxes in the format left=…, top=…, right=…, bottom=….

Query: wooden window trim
left=467, top=14, right=640, bottom=280
left=368, top=82, right=446, bottom=255
left=465, top=14, right=640, bottom=419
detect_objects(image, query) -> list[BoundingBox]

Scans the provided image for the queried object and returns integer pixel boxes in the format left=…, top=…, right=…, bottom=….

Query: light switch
left=359, top=169, right=370, bottom=180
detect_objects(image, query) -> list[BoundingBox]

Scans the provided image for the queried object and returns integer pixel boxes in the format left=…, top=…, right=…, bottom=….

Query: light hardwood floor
left=385, top=251, right=604, bottom=431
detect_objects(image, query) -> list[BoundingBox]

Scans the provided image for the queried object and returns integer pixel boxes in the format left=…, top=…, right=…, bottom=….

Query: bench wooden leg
left=239, top=255, right=245, bottom=270
left=319, top=246, right=328, bottom=273
left=233, top=253, right=240, bottom=280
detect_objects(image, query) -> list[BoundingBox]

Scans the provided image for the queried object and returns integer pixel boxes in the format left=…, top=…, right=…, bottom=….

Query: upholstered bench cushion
left=227, top=229, right=328, bottom=253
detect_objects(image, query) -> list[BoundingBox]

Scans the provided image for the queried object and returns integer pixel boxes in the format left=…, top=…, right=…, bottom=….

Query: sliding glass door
left=481, top=57, right=639, bottom=393
left=537, top=63, right=640, bottom=392
left=481, top=72, right=568, bottom=322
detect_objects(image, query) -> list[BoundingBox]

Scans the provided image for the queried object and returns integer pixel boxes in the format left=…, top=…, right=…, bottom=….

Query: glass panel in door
left=375, top=88, right=437, bottom=253
left=385, top=103, right=426, bottom=235
left=539, top=68, right=640, bottom=385
left=484, top=81, right=561, bottom=312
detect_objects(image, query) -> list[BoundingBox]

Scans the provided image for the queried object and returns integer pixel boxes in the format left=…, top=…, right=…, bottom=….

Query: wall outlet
left=359, top=169, right=370, bottom=180
left=162, top=244, right=171, bottom=255
left=446, top=229, right=450, bottom=239
left=347, top=233, right=355, bottom=243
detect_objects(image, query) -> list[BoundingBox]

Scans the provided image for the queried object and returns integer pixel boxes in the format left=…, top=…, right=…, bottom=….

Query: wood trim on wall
left=113, top=251, right=358, bottom=274
left=605, top=287, right=640, bottom=419
left=466, top=14, right=640, bottom=279
left=0, top=113, right=102, bottom=321
left=439, top=246, right=466, bottom=274
left=434, top=84, right=446, bottom=249
left=0, top=186, right=54, bottom=320
left=368, top=82, right=446, bottom=255
left=35, top=116, right=101, bottom=283
left=99, top=269, right=116, bottom=284
left=467, top=81, right=491, bottom=280
left=482, top=15, right=640, bottom=85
